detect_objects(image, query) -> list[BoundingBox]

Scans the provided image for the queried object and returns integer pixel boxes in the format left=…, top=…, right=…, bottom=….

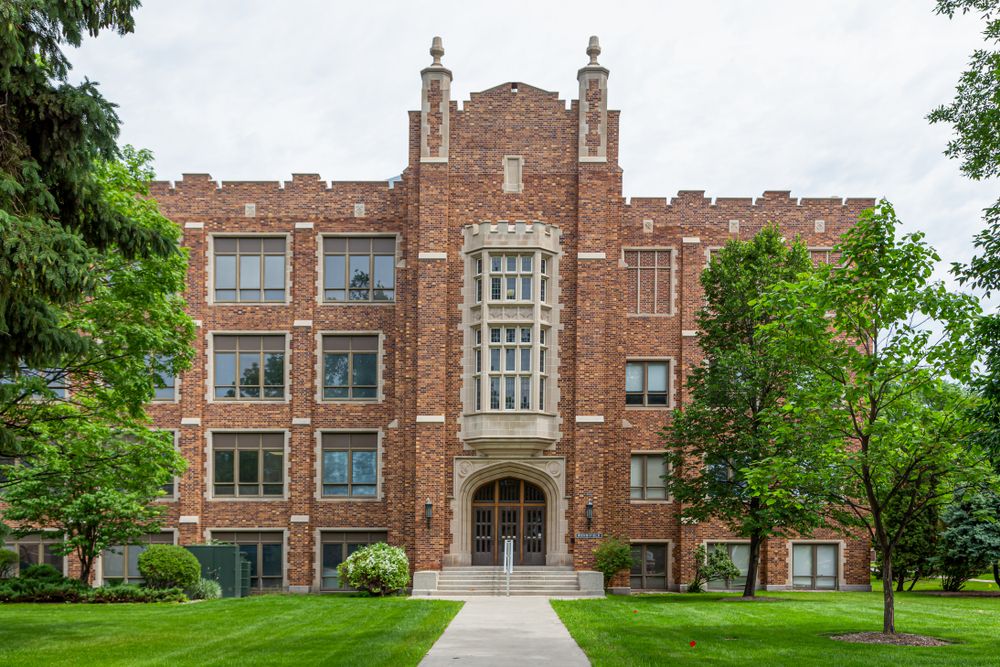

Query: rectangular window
left=323, top=237, right=396, bottom=302
left=630, top=454, right=668, bottom=500
left=150, top=355, right=175, bottom=401
left=4, top=534, right=64, bottom=576
left=213, top=335, right=285, bottom=400
left=321, top=432, right=378, bottom=498
left=625, top=360, right=669, bottom=406
left=322, top=335, right=379, bottom=400
left=630, top=543, right=667, bottom=590
left=792, top=543, right=838, bottom=590
left=707, top=543, right=750, bottom=590
left=213, top=237, right=286, bottom=303
left=320, top=531, right=388, bottom=591
left=212, top=432, right=284, bottom=498
left=624, top=249, right=672, bottom=315
left=101, top=532, right=173, bottom=585
left=211, top=531, right=283, bottom=591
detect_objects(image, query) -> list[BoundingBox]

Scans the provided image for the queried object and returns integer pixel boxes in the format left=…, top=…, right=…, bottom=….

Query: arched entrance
left=471, top=477, right=546, bottom=566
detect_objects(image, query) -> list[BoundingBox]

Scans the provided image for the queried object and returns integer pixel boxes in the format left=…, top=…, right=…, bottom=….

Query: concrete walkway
left=420, top=597, right=590, bottom=666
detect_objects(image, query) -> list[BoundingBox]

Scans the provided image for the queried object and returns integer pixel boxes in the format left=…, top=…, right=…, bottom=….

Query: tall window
left=320, top=531, right=387, bottom=590
left=212, top=432, right=284, bottom=498
left=150, top=355, right=175, bottom=401
left=488, top=253, right=535, bottom=302
left=483, top=326, right=535, bottom=411
left=707, top=543, right=750, bottom=590
left=630, top=543, right=667, bottom=590
left=624, top=249, right=672, bottom=314
left=630, top=454, right=668, bottom=500
left=102, top=533, right=173, bottom=584
left=213, top=237, right=286, bottom=303
left=322, top=335, right=378, bottom=400
left=211, top=531, right=283, bottom=591
left=793, top=543, right=838, bottom=589
left=323, top=237, right=396, bottom=302
left=625, top=360, right=669, bottom=406
left=213, top=335, right=285, bottom=400
left=321, top=432, right=377, bottom=498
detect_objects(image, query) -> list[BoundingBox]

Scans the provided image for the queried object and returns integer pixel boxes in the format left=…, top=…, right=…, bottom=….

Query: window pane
left=239, top=353, right=260, bottom=388
left=239, top=545, right=258, bottom=579
left=505, top=349, right=515, bottom=372
left=215, top=255, right=236, bottom=289
left=349, top=255, right=370, bottom=290
left=505, top=277, right=516, bottom=299
left=325, top=354, right=349, bottom=389
left=647, top=363, right=667, bottom=392
left=490, top=377, right=500, bottom=410
left=630, top=546, right=642, bottom=575
left=261, top=544, right=282, bottom=577
left=263, top=451, right=283, bottom=483
left=505, top=377, right=515, bottom=409
left=506, top=256, right=517, bottom=272
left=214, top=450, right=234, bottom=483
left=352, top=450, right=377, bottom=485
left=520, top=376, right=530, bottom=409
left=491, top=256, right=501, bottom=273
left=373, top=255, right=394, bottom=290
left=630, top=456, right=643, bottom=496
left=521, top=255, right=532, bottom=272
left=625, top=363, right=643, bottom=392
left=521, top=277, right=532, bottom=300
left=239, top=450, right=259, bottom=484
left=520, top=348, right=531, bottom=372
left=490, top=349, right=500, bottom=372
left=323, top=451, right=348, bottom=485
left=128, top=545, right=145, bottom=579
left=352, top=353, right=377, bottom=388
left=239, top=254, right=261, bottom=289
left=263, top=353, right=284, bottom=387
left=792, top=545, right=812, bottom=577
left=325, top=255, right=346, bottom=290
left=646, top=456, right=666, bottom=495
left=322, top=544, right=343, bottom=589
left=263, top=256, right=284, bottom=290
left=103, top=547, right=124, bottom=578
left=647, top=544, right=666, bottom=575
left=215, top=352, right=236, bottom=387
left=816, top=545, right=837, bottom=577
left=729, top=544, right=750, bottom=575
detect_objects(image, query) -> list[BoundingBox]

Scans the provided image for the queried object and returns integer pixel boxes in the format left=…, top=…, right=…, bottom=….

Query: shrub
left=336, top=543, right=409, bottom=595
left=934, top=492, right=1000, bottom=592
left=186, top=577, right=222, bottom=600
left=593, top=536, right=633, bottom=587
left=89, top=585, right=186, bottom=603
left=0, top=549, right=17, bottom=579
left=20, top=563, right=65, bottom=582
left=0, top=577, right=88, bottom=602
left=687, top=545, right=741, bottom=593
left=137, top=545, right=201, bottom=590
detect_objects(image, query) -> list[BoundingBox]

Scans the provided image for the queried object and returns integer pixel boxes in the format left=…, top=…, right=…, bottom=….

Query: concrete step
left=441, top=566, right=573, bottom=572
left=437, top=574, right=579, bottom=580
left=427, top=589, right=604, bottom=597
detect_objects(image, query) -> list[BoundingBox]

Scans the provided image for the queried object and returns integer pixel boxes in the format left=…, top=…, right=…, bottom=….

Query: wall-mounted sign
left=575, top=532, right=603, bottom=539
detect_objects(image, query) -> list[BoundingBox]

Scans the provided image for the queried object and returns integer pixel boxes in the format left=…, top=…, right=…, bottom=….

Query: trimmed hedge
left=137, top=545, right=201, bottom=590
left=0, top=576, right=186, bottom=603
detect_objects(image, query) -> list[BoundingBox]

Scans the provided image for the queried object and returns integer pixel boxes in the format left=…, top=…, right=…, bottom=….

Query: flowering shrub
left=336, top=543, right=409, bottom=595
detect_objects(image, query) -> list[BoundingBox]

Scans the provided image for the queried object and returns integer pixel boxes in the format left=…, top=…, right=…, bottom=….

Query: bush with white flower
left=336, top=542, right=409, bottom=595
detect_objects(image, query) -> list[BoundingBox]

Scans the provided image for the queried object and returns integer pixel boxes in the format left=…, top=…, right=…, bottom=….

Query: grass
left=552, top=591, right=1000, bottom=666
left=0, top=595, right=462, bottom=666
left=871, top=575, right=999, bottom=592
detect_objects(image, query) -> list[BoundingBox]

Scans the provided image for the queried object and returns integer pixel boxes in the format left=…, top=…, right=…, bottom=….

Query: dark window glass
left=322, top=336, right=379, bottom=400
left=101, top=533, right=173, bottom=584
left=213, top=335, right=285, bottom=400
left=630, top=543, right=667, bottom=590
left=212, top=433, right=284, bottom=497
left=323, top=237, right=395, bottom=302
left=625, top=361, right=669, bottom=406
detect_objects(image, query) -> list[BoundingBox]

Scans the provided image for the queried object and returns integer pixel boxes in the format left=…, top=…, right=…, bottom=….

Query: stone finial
left=430, top=36, right=444, bottom=66
left=586, top=35, right=601, bottom=65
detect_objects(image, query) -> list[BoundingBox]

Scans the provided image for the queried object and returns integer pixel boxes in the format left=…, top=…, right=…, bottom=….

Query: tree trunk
left=742, top=532, right=762, bottom=599
left=993, top=561, right=999, bottom=588
left=895, top=572, right=905, bottom=592
left=881, top=548, right=895, bottom=634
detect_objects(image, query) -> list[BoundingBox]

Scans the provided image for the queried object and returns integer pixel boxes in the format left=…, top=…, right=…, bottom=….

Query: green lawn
left=0, top=595, right=462, bottom=666
left=552, top=592, right=1000, bottom=666
left=871, top=575, right=999, bottom=592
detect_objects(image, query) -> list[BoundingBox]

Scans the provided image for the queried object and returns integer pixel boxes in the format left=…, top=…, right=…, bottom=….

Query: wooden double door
left=472, top=477, right=546, bottom=566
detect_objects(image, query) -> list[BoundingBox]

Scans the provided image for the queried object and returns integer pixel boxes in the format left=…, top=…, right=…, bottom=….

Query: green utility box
left=185, top=544, right=249, bottom=598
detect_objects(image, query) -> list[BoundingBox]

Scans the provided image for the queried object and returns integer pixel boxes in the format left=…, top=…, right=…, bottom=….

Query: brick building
left=10, top=37, right=873, bottom=593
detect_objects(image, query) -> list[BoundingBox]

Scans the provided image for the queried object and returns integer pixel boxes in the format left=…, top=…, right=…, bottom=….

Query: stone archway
left=446, top=456, right=571, bottom=567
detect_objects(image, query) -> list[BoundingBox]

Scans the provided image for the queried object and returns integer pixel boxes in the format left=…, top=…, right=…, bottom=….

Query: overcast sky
left=70, top=0, right=996, bottom=295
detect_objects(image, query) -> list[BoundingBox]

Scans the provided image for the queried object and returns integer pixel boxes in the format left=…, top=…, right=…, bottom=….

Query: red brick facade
left=125, top=39, right=873, bottom=592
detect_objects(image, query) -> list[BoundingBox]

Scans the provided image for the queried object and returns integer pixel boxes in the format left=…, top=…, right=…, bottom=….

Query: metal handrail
left=502, top=537, right=514, bottom=597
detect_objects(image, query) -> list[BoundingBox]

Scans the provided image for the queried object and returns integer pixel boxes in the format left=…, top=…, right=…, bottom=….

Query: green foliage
left=0, top=146, right=195, bottom=458
left=336, top=543, right=409, bottom=596
left=0, top=1, right=178, bottom=402
left=137, top=545, right=201, bottom=591
left=186, top=577, right=222, bottom=600
left=934, top=491, right=1000, bottom=591
left=760, top=200, right=993, bottom=632
left=0, top=549, right=18, bottom=579
left=88, top=585, right=186, bottom=604
left=0, top=574, right=185, bottom=603
left=593, top=536, right=633, bottom=586
left=1, top=427, right=185, bottom=583
left=874, top=477, right=941, bottom=591
left=664, top=225, right=833, bottom=598
left=687, top=545, right=741, bottom=593
left=20, top=563, right=65, bottom=582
